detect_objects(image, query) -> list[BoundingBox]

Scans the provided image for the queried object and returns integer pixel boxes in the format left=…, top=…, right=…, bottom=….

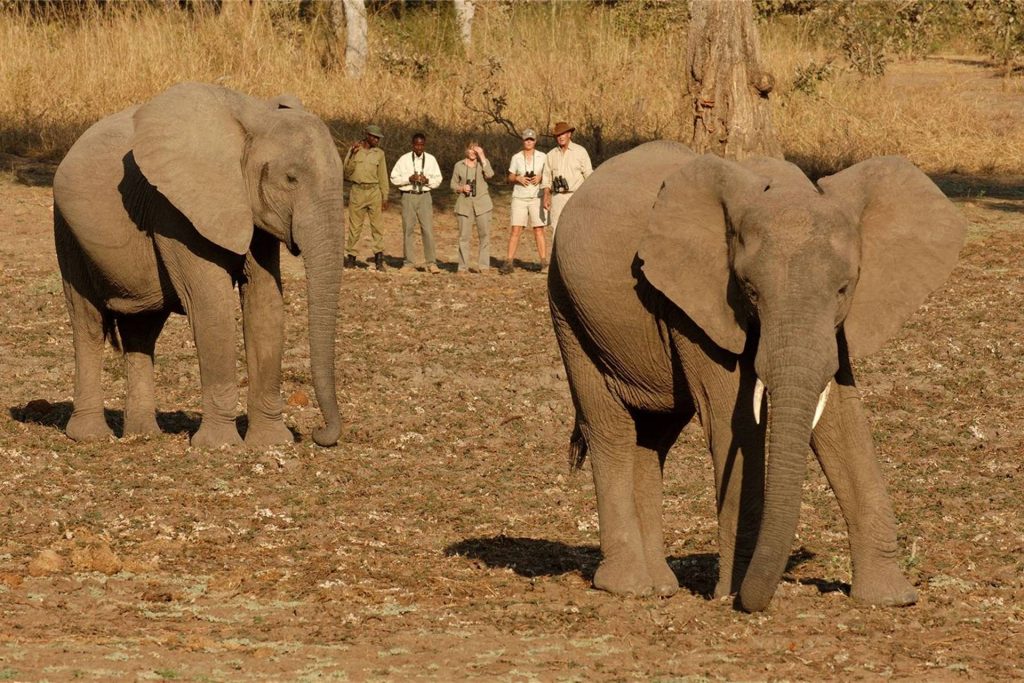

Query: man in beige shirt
left=543, top=121, right=593, bottom=237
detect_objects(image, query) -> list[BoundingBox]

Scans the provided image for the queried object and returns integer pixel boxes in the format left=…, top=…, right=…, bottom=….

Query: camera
left=553, top=175, right=570, bottom=194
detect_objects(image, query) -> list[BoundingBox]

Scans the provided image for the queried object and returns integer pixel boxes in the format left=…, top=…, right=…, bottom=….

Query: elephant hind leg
left=57, top=217, right=114, bottom=442
left=117, top=311, right=169, bottom=436
left=633, top=410, right=688, bottom=597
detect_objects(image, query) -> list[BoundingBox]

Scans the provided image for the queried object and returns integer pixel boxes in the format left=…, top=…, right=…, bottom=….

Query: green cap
left=365, top=124, right=384, bottom=139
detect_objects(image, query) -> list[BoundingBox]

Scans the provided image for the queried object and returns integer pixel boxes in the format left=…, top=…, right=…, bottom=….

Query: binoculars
left=467, top=179, right=477, bottom=197
left=553, top=175, right=570, bottom=194
left=411, top=173, right=427, bottom=192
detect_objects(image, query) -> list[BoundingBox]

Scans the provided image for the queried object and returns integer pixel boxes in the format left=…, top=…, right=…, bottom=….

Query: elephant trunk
left=740, top=329, right=837, bottom=612
left=297, top=197, right=344, bottom=447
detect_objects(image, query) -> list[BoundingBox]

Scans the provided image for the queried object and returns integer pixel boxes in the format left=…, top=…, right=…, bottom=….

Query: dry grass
left=1, top=2, right=1023, bottom=176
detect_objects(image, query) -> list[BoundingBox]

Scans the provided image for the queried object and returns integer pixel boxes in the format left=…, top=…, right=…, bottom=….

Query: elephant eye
left=285, top=173, right=299, bottom=185
left=838, top=283, right=849, bottom=297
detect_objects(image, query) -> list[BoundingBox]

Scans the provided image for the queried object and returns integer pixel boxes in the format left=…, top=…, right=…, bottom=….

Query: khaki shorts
left=510, top=196, right=545, bottom=228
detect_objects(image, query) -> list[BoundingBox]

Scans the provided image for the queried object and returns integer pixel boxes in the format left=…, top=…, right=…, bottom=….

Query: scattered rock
left=0, top=572, right=24, bottom=588
left=27, top=549, right=64, bottom=576
left=287, top=389, right=310, bottom=407
left=70, top=541, right=122, bottom=575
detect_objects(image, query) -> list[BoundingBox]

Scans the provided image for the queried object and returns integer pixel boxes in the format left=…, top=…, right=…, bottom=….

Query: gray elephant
left=53, top=82, right=344, bottom=448
left=549, top=141, right=966, bottom=611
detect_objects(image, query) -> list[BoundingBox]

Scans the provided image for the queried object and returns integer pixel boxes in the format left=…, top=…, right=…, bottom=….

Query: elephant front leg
left=240, top=232, right=292, bottom=447
left=810, top=378, right=917, bottom=607
left=701, top=371, right=764, bottom=599
left=158, top=235, right=244, bottom=448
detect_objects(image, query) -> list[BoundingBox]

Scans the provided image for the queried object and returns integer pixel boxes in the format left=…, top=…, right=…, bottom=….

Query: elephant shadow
left=445, top=536, right=848, bottom=600
left=9, top=400, right=200, bottom=438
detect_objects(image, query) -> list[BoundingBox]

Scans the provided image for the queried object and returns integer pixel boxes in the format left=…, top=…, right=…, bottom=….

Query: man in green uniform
left=344, top=125, right=389, bottom=271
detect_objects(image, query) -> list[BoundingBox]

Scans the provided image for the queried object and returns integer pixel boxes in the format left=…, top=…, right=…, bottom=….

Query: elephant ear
left=819, top=156, right=967, bottom=357
left=268, top=93, right=303, bottom=110
left=638, top=154, right=769, bottom=355
left=132, top=82, right=254, bottom=255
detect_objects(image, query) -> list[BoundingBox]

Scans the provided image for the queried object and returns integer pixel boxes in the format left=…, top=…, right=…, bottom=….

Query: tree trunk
left=686, top=0, right=782, bottom=160
left=454, top=0, right=475, bottom=48
left=343, top=0, right=368, bottom=79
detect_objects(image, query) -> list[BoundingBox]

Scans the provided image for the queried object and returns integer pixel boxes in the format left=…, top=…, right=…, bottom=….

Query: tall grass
left=1, top=1, right=1022, bottom=177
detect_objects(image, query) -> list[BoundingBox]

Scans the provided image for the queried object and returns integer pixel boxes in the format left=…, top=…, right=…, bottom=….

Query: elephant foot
left=593, top=557, right=654, bottom=597
left=190, top=421, right=243, bottom=449
left=66, top=411, right=114, bottom=442
left=850, top=563, right=918, bottom=607
left=648, top=558, right=680, bottom=597
left=244, top=419, right=294, bottom=448
left=124, top=411, right=161, bottom=437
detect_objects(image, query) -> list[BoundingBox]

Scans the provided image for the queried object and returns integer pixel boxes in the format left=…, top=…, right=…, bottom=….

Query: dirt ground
left=2, top=71, right=1023, bottom=683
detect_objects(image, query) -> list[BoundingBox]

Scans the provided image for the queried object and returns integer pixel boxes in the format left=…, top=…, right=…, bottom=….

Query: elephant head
left=130, top=82, right=344, bottom=447
left=638, top=154, right=966, bottom=611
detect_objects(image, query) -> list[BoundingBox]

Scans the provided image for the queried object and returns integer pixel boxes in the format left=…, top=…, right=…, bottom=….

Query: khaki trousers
left=346, top=185, right=384, bottom=256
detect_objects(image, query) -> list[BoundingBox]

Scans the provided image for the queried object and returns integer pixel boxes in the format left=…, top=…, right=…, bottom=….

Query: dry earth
left=1, top=65, right=1023, bottom=683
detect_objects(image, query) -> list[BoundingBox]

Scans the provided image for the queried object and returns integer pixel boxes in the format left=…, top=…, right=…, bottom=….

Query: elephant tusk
left=753, top=377, right=766, bottom=426
left=812, top=381, right=832, bottom=429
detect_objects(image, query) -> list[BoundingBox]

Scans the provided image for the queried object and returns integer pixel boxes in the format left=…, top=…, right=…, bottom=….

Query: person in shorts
left=501, top=128, right=550, bottom=274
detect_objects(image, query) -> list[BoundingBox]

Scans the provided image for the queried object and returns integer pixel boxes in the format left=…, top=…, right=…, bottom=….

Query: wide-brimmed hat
left=365, top=124, right=384, bottom=139
left=551, top=121, right=576, bottom=136
left=521, top=128, right=537, bottom=140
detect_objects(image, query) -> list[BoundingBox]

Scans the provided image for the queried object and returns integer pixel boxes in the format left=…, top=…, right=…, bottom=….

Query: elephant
left=52, top=82, right=345, bottom=448
left=548, top=141, right=966, bottom=612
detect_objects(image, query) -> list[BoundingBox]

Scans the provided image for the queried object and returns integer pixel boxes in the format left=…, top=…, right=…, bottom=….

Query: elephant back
left=54, top=106, right=144, bottom=251
left=551, top=141, right=695, bottom=388
left=554, top=141, right=693, bottom=301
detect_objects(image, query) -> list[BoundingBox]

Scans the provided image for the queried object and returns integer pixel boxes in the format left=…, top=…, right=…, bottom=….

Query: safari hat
left=365, top=124, right=384, bottom=139
left=551, top=121, right=575, bottom=136
left=521, top=128, right=537, bottom=140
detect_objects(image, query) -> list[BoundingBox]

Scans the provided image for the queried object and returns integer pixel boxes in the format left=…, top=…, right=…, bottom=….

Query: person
left=544, top=121, right=593, bottom=237
left=344, top=125, right=389, bottom=271
left=390, top=132, right=444, bottom=273
left=501, top=128, right=550, bottom=275
left=450, top=142, right=495, bottom=273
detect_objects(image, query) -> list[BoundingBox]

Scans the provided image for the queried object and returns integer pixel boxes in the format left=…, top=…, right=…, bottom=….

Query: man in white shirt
left=544, top=121, right=593, bottom=237
left=390, top=132, right=444, bottom=273
left=501, top=128, right=550, bottom=275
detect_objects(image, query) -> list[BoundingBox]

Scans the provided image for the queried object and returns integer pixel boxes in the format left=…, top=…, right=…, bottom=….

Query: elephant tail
left=568, top=419, right=588, bottom=471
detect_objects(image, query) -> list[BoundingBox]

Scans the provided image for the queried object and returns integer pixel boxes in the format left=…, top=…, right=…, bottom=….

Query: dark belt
left=402, top=190, right=430, bottom=195
left=352, top=182, right=380, bottom=188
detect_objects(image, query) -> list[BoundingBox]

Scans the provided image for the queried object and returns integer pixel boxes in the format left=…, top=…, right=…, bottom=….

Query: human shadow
left=446, top=535, right=830, bottom=601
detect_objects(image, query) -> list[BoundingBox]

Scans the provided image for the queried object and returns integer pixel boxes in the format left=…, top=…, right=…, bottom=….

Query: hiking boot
left=427, top=263, right=441, bottom=274
left=373, top=251, right=385, bottom=271
left=499, top=260, right=514, bottom=275
left=344, top=254, right=357, bottom=269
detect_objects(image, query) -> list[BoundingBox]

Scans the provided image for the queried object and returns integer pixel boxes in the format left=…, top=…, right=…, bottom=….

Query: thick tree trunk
left=453, top=0, right=475, bottom=48
left=342, top=0, right=368, bottom=79
left=686, top=0, right=782, bottom=160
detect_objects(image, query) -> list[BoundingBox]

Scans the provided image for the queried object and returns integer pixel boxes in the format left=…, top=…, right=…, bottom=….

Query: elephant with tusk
left=53, top=82, right=345, bottom=448
left=548, top=141, right=967, bottom=612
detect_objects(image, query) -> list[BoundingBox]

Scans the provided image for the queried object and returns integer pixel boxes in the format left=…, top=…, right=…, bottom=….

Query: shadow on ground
left=9, top=399, right=200, bottom=437
left=446, top=535, right=844, bottom=601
